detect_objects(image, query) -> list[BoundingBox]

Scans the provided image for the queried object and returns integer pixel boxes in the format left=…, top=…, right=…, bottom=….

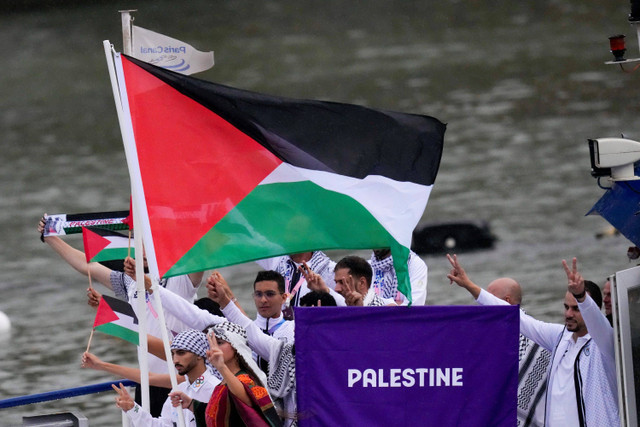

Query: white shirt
left=547, top=334, right=590, bottom=427
left=112, top=272, right=200, bottom=374
left=254, top=312, right=295, bottom=344
left=256, top=253, right=347, bottom=306
left=126, top=368, right=219, bottom=426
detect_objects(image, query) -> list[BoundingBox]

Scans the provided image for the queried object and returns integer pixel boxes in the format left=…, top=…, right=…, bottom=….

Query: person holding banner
left=447, top=254, right=620, bottom=427
left=37, top=214, right=203, bottom=416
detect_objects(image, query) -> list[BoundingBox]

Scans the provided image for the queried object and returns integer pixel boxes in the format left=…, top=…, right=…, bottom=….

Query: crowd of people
left=38, top=214, right=621, bottom=426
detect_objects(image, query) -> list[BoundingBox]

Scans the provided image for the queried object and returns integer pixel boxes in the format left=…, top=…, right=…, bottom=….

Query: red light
left=609, top=34, right=626, bottom=61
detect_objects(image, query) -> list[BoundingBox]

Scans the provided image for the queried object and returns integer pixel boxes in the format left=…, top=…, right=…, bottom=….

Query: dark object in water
left=411, top=220, right=497, bottom=254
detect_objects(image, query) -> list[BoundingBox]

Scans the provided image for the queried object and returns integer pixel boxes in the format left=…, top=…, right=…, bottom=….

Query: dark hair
left=194, top=297, right=223, bottom=317
left=334, top=256, right=373, bottom=287
left=299, top=291, right=338, bottom=307
left=253, top=270, right=286, bottom=293
left=584, top=280, right=603, bottom=309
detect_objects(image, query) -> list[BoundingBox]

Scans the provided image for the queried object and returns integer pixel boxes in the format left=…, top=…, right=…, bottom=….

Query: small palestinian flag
left=114, top=53, right=445, bottom=304
left=93, top=295, right=139, bottom=345
left=82, top=226, right=133, bottom=263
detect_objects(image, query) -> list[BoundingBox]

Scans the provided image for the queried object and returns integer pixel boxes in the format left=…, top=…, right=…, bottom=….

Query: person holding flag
left=37, top=214, right=204, bottom=416
left=82, top=329, right=220, bottom=426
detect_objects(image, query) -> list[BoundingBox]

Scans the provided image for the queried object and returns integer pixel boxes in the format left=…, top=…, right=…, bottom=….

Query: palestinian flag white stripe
left=260, top=163, right=431, bottom=247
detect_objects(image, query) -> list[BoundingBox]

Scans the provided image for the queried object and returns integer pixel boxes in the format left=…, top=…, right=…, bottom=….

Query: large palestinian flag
left=113, top=53, right=445, bottom=303
left=93, top=295, right=139, bottom=346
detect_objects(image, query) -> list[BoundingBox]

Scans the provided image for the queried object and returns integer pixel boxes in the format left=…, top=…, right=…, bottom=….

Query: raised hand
left=446, top=254, right=482, bottom=299
left=342, top=273, right=364, bottom=306
left=123, top=256, right=136, bottom=279
left=112, top=382, right=135, bottom=412
left=81, top=351, right=103, bottom=370
left=563, top=257, right=585, bottom=300
left=206, top=330, right=225, bottom=370
left=206, top=271, right=232, bottom=307
left=86, top=287, right=101, bottom=309
left=37, top=214, right=47, bottom=234
left=299, top=262, right=328, bottom=293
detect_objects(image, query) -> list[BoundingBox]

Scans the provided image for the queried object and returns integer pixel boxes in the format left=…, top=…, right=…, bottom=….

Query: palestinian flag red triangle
left=93, top=296, right=120, bottom=327
left=115, top=53, right=445, bottom=303
left=93, top=295, right=139, bottom=346
left=82, top=226, right=132, bottom=263
left=121, top=55, right=281, bottom=277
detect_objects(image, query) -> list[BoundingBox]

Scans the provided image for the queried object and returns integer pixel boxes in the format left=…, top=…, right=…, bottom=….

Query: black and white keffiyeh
left=209, top=321, right=269, bottom=389
left=516, top=334, right=550, bottom=427
left=171, top=329, right=209, bottom=358
left=369, top=252, right=410, bottom=300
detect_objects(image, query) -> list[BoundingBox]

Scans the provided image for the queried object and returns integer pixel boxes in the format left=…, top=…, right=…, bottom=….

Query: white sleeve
left=255, top=256, right=283, bottom=271
left=165, top=275, right=199, bottom=303
left=125, top=401, right=173, bottom=427
left=578, top=295, right=615, bottom=364
left=407, top=254, right=428, bottom=306
left=157, top=286, right=225, bottom=331
left=477, top=289, right=563, bottom=351
left=328, top=287, right=346, bottom=306
left=319, top=259, right=337, bottom=289
left=221, top=302, right=281, bottom=361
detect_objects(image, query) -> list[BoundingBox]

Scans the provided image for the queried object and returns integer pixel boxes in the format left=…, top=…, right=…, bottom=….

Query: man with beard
left=83, top=329, right=219, bottom=426
left=447, top=255, right=619, bottom=427
left=38, top=214, right=204, bottom=416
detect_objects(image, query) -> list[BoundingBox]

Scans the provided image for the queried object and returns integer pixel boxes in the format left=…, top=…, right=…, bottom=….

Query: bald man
left=487, top=277, right=550, bottom=427
left=487, top=277, right=522, bottom=305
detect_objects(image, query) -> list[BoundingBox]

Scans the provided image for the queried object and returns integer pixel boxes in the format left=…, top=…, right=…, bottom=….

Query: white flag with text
left=132, top=26, right=214, bottom=75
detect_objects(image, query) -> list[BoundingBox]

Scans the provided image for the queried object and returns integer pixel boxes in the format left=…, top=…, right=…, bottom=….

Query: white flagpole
left=149, top=283, right=186, bottom=427
left=102, top=40, right=150, bottom=413
left=119, top=10, right=136, bottom=55
left=104, top=40, right=186, bottom=427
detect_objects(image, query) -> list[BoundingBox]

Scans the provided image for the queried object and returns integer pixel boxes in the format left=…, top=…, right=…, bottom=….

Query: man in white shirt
left=447, top=254, right=620, bottom=427
left=38, top=214, right=203, bottom=416
left=246, top=270, right=295, bottom=373
left=105, top=329, right=219, bottom=426
left=256, top=251, right=346, bottom=308
left=303, top=255, right=396, bottom=307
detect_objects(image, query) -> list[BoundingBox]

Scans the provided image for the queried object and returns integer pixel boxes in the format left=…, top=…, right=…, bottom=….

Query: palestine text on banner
left=294, top=305, right=519, bottom=427
left=132, top=25, right=214, bottom=75
left=82, top=226, right=133, bottom=263
left=113, top=53, right=445, bottom=303
left=93, top=295, right=139, bottom=346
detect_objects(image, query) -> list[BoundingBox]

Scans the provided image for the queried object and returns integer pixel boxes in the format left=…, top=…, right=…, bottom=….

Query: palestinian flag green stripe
left=94, top=323, right=139, bottom=346
left=166, top=180, right=396, bottom=274
left=90, top=247, right=132, bottom=263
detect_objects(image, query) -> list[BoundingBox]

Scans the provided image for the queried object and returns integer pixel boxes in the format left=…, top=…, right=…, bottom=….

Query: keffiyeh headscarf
left=208, top=321, right=269, bottom=389
left=171, top=329, right=209, bottom=358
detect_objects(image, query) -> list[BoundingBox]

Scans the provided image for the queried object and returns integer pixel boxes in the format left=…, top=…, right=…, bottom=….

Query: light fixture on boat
left=605, top=2, right=640, bottom=71
left=609, top=34, right=626, bottom=61
left=588, top=137, right=640, bottom=181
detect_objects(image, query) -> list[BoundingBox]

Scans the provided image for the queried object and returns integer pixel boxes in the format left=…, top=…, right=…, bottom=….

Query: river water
left=1, top=0, right=639, bottom=425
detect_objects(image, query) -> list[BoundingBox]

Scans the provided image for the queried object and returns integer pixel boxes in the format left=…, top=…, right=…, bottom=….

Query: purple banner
left=294, top=305, right=518, bottom=426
